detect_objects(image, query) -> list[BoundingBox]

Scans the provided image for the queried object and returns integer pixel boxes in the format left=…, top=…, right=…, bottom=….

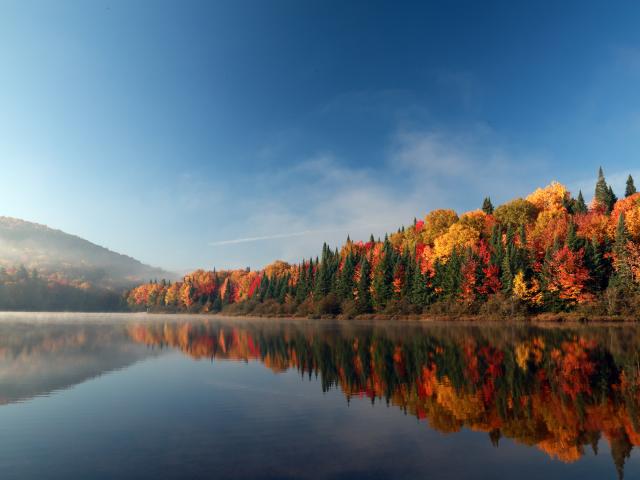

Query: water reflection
left=1, top=317, right=640, bottom=478
left=128, top=320, right=640, bottom=477
left=0, top=321, right=153, bottom=405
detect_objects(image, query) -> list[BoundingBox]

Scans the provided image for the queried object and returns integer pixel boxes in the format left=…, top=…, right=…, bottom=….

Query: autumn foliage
left=126, top=170, right=640, bottom=317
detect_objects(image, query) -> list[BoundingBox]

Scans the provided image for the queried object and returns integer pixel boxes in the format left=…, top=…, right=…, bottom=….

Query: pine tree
left=575, top=190, right=587, bottom=214
left=356, top=257, right=372, bottom=313
left=336, top=253, right=356, bottom=300
left=410, top=260, right=429, bottom=307
left=626, top=175, right=636, bottom=198
left=595, top=167, right=609, bottom=207
left=482, top=197, right=494, bottom=215
left=612, top=213, right=632, bottom=289
left=607, top=185, right=618, bottom=212
left=372, top=240, right=394, bottom=310
left=566, top=220, right=579, bottom=251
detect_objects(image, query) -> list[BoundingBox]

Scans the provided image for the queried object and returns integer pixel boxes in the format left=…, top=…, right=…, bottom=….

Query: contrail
left=209, top=223, right=398, bottom=247
left=209, top=230, right=319, bottom=246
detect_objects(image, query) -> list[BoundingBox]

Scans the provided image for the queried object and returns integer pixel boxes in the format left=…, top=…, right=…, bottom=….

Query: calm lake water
left=1, top=314, right=639, bottom=479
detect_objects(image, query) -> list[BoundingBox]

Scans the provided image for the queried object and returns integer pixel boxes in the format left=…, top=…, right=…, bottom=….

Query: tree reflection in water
left=129, top=320, right=640, bottom=478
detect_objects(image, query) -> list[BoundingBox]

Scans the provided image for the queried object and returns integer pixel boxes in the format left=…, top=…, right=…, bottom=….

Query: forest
left=127, top=168, right=640, bottom=319
left=0, top=266, right=126, bottom=311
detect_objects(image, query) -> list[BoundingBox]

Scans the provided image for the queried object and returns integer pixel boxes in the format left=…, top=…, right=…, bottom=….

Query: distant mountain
left=0, top=216, right=173, bottom=289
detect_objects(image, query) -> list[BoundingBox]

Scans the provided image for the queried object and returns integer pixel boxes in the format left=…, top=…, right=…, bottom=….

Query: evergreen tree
left=336, top=253, right=356, bottom=300
left=626, top=175, right=636, bottom=198
left=611, top=213, right=632, bottom=289
left=410, top=260, right=429, bottom=307
left=372, top=240, right=394, bottom=310
left=356, top=258, right=372, bottom=313
left=482, top=197, right=494, bottom=215
left=608, top=185, right=618, bottom=212
left=595, top=167, right=609, bottom=206
left=566, top=220, right=579, bottom=251
left=575, top=190, right=587, bottom=214
left=595, top=167, right=617, bottom=213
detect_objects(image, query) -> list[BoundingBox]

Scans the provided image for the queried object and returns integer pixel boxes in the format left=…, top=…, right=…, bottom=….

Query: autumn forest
left=126, top=169, right=640, bottom=319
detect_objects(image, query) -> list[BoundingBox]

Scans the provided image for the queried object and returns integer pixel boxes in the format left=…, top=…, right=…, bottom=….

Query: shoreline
left=0, top=310, right=637, bottom=325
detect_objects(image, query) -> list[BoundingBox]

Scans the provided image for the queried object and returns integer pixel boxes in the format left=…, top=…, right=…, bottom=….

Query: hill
left=0, top=216, right=172, bottom=289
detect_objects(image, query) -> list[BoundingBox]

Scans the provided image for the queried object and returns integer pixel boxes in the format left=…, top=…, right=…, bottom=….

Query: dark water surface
left=0, top=313, right=639, bottom=479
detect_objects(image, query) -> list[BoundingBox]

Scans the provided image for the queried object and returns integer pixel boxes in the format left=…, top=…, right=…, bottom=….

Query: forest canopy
left=127, top=169, right=640, bottom=318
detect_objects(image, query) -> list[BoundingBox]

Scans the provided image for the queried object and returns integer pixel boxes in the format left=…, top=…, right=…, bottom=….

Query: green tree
left=356, top=257, right=372, bottom=313
left=482, top=197, right=494, bottom=215
left=611, top=213, right=632, bottom=289
left=625, top=174, right=636, bottom=198
left=595, top=167, right=617, bottom=213
left=372, top=240, right=394, bottom=310
left=574, top=190, right=587, bottom=214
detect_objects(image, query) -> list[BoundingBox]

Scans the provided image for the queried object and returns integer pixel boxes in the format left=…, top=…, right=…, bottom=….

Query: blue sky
left=2, top=1, right=640, bottom=272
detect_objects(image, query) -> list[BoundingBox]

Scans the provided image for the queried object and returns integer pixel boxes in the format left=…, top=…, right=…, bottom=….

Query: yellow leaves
left=433, top=223, right=479, bottom=260
left=526, top=181, right=570, bottom=212
left=459, top=209, right=488, bottom=233
left=422, top=209, right=459, bottom=245
left=609, top=193, right=640, bottom=240
left=512, top=271, right=543, bottom=305
left=263, top=260, right=293, bottom=278
left=164, top=283, right=180, bottom=305
left=494, top=198, right=539, bottom=228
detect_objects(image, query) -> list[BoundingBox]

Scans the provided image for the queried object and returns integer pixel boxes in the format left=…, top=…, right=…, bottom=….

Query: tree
left=574, top=190, right=587, bottom=214
left=611, top=213, right=633, bottom=289
left=372, top=240, right=394, bottom=310
left=355, top=257, right=372, bottom=313
left=626, top=175, right=636, bottom=198
left=482, top=197, right=494, bottom=215
left=410, top=259, right=430, bottom=307
left=494, top=198, right=538, bottom=228
left=594, top=167, right=616, bottom=213
left=336, top=253, right=356, bottom=300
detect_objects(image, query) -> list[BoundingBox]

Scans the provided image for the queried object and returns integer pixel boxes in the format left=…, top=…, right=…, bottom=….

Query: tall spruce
left=410, top=260, right=429, bottom=307
left=612, top=213, right=632, bottom=289
left=595, top=167, right=616, bottom=213
left=575, top=190, right=587, bottom=214
left=626, top=175, right=636, bottom=198
left=356, top=257, right=372, bottom=313
left=482, top=197, right=494, bottom=215
left=372, top=240, right=394, bottom=310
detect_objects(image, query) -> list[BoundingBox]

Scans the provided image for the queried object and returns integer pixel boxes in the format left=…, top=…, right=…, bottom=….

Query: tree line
left=127, top=168, right=640, bottom=318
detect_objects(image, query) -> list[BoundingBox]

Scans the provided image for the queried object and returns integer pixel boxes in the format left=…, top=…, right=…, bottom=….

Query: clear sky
left=2, top=1, right=640, bottom=272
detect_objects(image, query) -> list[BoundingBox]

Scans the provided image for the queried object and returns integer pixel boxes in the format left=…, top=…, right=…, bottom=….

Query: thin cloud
left=209, top=223, right=398, bottom=247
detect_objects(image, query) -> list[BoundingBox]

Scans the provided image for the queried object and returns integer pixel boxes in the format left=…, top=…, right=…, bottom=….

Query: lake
left=0, top=313, right=639, bottom=479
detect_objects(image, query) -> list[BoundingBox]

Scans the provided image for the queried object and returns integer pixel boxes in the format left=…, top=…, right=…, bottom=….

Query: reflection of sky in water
left=0, top=316, right=638, bottom=479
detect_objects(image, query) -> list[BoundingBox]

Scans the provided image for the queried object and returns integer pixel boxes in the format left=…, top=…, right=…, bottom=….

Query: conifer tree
left=356, top=257, right=372, bottom=313
left=372, top=240, right=394, bottom=310
left=595, top=167, right=608, bottom=207
left=612, top=213, right=632, bottom=289
left=566, top=220, right=579, bottom=251
left=410, top=260, right=429, bottom=307
left=626, top=175, right=636, bottom=198
left=482, top=197, right=494, bottom=215
left=575, top=190, right=587, bottom=214
left=336, top=253, right=356, bottom=300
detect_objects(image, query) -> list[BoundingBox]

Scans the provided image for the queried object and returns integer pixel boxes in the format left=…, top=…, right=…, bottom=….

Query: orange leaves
left=609, top=193, right=640, bottom=240
left=575, top=211, right=609, bottom=243
left=545, top=246, right=593, bottom=304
